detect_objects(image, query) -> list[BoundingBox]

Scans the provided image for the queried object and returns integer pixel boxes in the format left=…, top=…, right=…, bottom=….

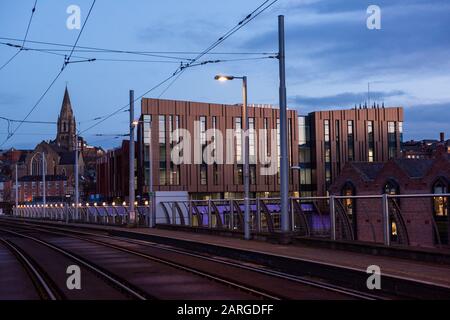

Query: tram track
left=0, top=237, right=60, bottom=300
left=0, top=226, right=150, bottom=300
left=0, top=222, right=280, bottom=300
left=0, top=220, right=387, bottom=300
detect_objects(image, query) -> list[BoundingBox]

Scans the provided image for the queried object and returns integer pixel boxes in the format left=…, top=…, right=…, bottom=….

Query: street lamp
left=215, top=74, right=250, bottom=240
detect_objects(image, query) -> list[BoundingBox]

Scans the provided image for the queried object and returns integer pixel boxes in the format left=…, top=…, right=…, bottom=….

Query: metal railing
left=11, top=193, right=449, bottom=248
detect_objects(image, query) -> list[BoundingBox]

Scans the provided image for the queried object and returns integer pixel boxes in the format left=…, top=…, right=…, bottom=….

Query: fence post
left=290, top=198, right=295, bottom=232
left=330, top=195, right=336, bottom=241
left=208, top=199, right=212, bottom=228
left=382, top=193, right=391, bottom=246
left=230, top=199, right=234, bottom=230
left=188, top=201, right=192, bottom=227
left=171, top=203, right=176, bottom=225
left=256, top=197, right=261, bottom=233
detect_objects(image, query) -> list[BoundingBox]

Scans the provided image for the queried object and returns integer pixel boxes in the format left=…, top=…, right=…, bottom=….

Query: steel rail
left=3, top=220, right=386, bottom=300
left=0, top=226, right=148, bottom=300
left=0, top=237, right=58, bottom=300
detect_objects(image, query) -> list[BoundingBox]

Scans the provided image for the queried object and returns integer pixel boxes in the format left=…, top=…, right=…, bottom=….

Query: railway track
left=0, top=223, right=280, bottom=300
left=0, top=220, right=386, bottom=300
left=0, top=237, right=59, bottom=300
left=0, top=226, right=148, bottom=300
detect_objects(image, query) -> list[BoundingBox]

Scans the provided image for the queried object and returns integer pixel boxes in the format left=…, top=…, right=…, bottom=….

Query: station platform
left=2, top=217, right=450, bottom=297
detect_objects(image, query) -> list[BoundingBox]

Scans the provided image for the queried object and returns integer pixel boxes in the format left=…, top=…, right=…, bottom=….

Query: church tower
left=56, top=86, right=76, bottom=150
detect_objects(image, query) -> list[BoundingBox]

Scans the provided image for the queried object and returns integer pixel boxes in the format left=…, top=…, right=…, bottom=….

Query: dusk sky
left=1, top=0, right=449, bottom=149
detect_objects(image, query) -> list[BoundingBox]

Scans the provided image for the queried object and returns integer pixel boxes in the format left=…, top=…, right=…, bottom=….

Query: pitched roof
left=394, top=158, right=435, bottom=178
left=58, top=151, right=76, bottom=165
left=350, top=162, right=385, bottom=180
left=59, top=86, right=73, bottom=118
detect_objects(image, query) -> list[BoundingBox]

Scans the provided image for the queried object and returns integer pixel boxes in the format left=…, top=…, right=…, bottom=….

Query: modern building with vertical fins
left=298, top=106, right=404, bottom=196
left=133, top=98, right=403, bottom=200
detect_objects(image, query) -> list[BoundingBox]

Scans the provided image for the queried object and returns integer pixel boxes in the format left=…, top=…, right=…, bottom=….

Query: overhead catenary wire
left=0, top=0, right=38, bottom=72
left=0, top=0, right=97, bottom=148
left=0, top=37, right=276, bottom=59
left=4, top=0, right=280, bottom=141
left=64, top=0, right=97, bottom=66
left=0, top=41, right=273, bottom=65
left=158, top=0, right=279, bottom=98
left=80, top=0, right=279, bottom=133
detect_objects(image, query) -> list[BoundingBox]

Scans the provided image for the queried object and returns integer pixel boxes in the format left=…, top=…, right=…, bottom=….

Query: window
left=169, top=115, right=173, bottom=145
left=199, top=116, right=207, bottom=145
left=234, top=117, right=242, bottom=162
left=170, top=165, right=180, bottom=186
left=234, top=164, right=243, bottom=185
left=399, top=122, right=403, bottom=143
left=384, top=179, right=399, bottom=195
left=342, top=182, right=355, bottom=216
left=298, top=116, right=310, bottom=146
left=249, top=117, right=256, bottom=162
left=335, top=120, right=341, bottom=173
left=158, top=115, right=166, bottom=144
left=433, top=179, right=448, bottom=217
left=213, top=163, right=219, bottom=185
left=367, top=121, right=375, bottom=162
left=324, top=120, right=332, bottom=188
left=388, top=121, right=397, bottom=159
left=250, top=165, right=256, bottom=185
left=212, top=116, right=217, bottom=157
left=347, top=120, right=354, bottom=161
left=384, top=179, right=400, bottom=242
left=200, top=165, right=207, bottom=185
left=324, top=120, right=330, bottom=142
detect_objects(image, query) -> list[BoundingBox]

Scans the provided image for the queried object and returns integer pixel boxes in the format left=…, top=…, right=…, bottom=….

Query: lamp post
left=215, top=75, right=250, bottom=240
left=42, top=152, right=46, bottom=219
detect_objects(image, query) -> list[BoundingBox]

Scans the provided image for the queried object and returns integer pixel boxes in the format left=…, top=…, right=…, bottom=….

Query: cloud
left=242, top=0, right=450, bottom=82
left=0, top=92, right=22, bottom=107
left=403, top=102, right=450, bottom=140
left=289, top=90, right=406, bottom=108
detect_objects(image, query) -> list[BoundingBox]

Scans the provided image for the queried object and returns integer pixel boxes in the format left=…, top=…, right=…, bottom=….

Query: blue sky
left=1, top=0, right=449, bottom=149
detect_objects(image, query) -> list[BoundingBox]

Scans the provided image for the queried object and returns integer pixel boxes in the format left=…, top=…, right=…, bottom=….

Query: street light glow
left=214, top=75, right=234, bottom=82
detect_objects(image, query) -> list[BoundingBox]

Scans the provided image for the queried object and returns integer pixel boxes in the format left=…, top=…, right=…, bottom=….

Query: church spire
left=56, top=86, right=76, bottom=150
left=60, top=85, right=74, bottom=118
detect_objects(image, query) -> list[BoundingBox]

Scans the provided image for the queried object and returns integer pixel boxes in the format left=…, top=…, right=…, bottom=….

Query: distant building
left=330, top=148, right=449, bottom=248
left=15, top=175, right=68, bottom=203
left=401, top=132, right=450, bottom=159
left=0, top=175, right=11, bottom=213
left=96, top=140, right=133, bottom=202
left=9, top=87, right=103, bottom=204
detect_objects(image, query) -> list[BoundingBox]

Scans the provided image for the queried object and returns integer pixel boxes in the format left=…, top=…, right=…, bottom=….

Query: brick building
left=401, top=132, right=450, bottom=159
left=96, top=140, right=132, bottom=202
left=0, top=175, right=11, bottom=214
left=299, top=106, right=404, bottom=196
left=137, top=98, right=299, bottom=200
left=14, top=175, right=68, bottom=203
left=95, top=98, right=404, bottom=202
left=330, top=148, right=449, bottom=248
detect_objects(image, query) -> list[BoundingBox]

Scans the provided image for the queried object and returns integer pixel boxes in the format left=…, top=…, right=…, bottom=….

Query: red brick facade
left=330, top=149, right=450, bottom=248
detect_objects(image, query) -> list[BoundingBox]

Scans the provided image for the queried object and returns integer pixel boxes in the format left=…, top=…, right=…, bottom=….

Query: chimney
left=440, top=132, right=445, bottom=143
